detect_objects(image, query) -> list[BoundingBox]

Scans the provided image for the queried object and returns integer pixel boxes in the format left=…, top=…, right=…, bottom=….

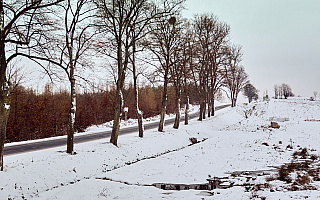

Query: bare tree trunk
left=67, top=74, right=76, bottom=154
left=211, top=99, right=215, bottom=116
left=110, top=84, right=122, bottom=145
left=198, top=75, right=204, bottom=121
left=173, top=86, right=180, bottom=129
left=207, top=77, right=211, bottom=118
left=231, top=90, right=235, bottom=107
left=110, top=39, right=128, bottom=145
left=66, top=25, right=76, bottom=152
left=158, top=70, right=168, bottom=132
left=110, top=41, right=123, bottom=145
left=202, top=101, right=206, bottom=120
left=184, top=94, right=189, bottom=125
left=110, top=66, right=127, bottom=144
left=137, top=113, right=143, bottom=137
left=199, top=92, right=203, bottom=121
left=133, top=61, right=143, bottom=137
left=132, top=31, right=143, bottom=138
left=207, top=100, right=211, bottom=117
left=232, top=97, right=236, bottom=107
left=134, top=82, right=143, bottom=137
left=0, top=79, right=9, bottom=171
left=0, top=2, right=10, bottom=171
left=134, top=77, right=143, bottom=138
left=202, top=81, right=207, bottom=120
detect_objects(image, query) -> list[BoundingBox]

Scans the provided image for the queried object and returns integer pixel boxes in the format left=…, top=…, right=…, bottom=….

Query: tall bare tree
left=208, top=20, right=230, bottom=116
left=0, top=0, right=63, bottom=171
left=130, top=25, right=144, bottom=137
left=29, top=0, right=97, bottom=153
left=314, top=91, right=318, bottom=100
left=274, top=84, right=279, bottom=99
left=223, top=44, right=248, bottom=107
left=128, top=1, right=182, bottom=137
left=243, top=82, right=259, bottom=103
left=146, top=15, right=180, bottom=132
left=193, top=14, right=218, bottom=120
left=176, top=21, right=194, bottom=125
left=170, top=24, right=184, bottom=129
left=95, top=0, right=184, bottom=145
left=281, top=83, right=294, bottom=99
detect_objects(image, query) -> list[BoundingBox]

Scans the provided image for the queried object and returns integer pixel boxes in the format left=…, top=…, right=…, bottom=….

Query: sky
left=19, top=1, right=320, bottom=98
left=182, top=0, right=320, bottom=98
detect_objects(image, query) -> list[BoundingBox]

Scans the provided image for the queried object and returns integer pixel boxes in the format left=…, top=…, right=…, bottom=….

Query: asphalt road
left=4, top=104, right=230, bottom=156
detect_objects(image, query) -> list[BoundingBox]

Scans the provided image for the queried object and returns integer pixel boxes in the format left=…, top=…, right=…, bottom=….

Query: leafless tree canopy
left=243, top=82, right=259, bottom=103
left=0, top=0, right=63, bottom=171
left=274, top=83, right=294, bottom=99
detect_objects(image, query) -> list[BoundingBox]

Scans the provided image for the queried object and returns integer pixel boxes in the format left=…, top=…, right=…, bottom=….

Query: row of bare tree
left=147, top=13, right=249, bottom=128
left=0, top=0, right=249, bottom=171
left=274, top=84, right=294, bottom=99
left=7, top=83, right=199, bottom=143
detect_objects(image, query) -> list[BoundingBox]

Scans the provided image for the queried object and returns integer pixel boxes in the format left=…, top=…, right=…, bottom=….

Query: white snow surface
left=1, top=99, right=320, bottom=199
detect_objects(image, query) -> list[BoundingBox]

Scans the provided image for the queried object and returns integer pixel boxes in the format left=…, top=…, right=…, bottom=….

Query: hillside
left=1, top=98, right=320, bottom=199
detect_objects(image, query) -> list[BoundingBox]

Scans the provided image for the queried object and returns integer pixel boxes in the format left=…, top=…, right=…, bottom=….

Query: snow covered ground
left=1, top=98, right=320, bottom=199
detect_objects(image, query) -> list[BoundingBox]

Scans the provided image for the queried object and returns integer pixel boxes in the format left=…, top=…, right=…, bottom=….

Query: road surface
left=4, top=104, right=230, bottom=156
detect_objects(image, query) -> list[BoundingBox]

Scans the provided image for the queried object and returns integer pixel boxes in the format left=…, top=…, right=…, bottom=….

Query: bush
left=189, top=137, right=198, bottom=144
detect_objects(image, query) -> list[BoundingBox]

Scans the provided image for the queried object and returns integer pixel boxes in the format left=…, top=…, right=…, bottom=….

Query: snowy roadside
left=4, top=104, right=203, bottom=147
left=1, top=99, right=320, bottom=199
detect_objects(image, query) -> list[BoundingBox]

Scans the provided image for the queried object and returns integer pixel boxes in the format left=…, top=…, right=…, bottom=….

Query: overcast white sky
left=21, top=1, right=319, bottom=98
left=183, top=0, right=320, bottom=97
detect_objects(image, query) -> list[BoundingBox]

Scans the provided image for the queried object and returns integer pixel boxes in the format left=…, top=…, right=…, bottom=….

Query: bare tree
left=129, top=1, right=183, bottom=137
left=0, top=0, right=63, bottom=171
left=223, top=45, right=248, bottom=107
left=28, top=0, right=97, bottom=154
left=278, top=85, right=283, bottom=99
left=94, top=0, right=130, bottom=146
left=95, top=0, right=184, bottom=144
left=130, top=25, right=144, bottom=137
left=148, top=17, right=177, bottom=132
left=145, top=7, right=184, bottom=132
left=206, top=17, right=230, bottom=117
left=191, top=14, right=230, bottom=119
left=243, top=82, right=259, bottom=103
left=177, top=21, right=194, bottom=125
left=193, top=14, right=216, bottom=121
left=273, top=84, right=294, bottom=100
left=313, top=91, right=318, bottom=100
left=274, top=84, right=279, bottom=99
left=149, top=15, right=178, bottom=131
left=169, top=20, right=186, bottom=129
left=281, top=83, right=294, bottom=99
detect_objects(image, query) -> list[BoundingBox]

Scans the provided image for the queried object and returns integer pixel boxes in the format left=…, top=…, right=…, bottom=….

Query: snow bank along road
left=4, top=104, right=230, bottom=156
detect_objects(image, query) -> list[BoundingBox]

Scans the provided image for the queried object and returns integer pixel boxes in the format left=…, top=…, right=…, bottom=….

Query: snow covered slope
left=1, top=99, right=320, bottom=199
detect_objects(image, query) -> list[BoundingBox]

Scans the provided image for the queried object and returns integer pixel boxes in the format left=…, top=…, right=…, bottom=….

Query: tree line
left=0, top=0, right=251, bottom=170
left=274, top=83, right=294, bottom=99
left=6, top=83, right=205, bottom=143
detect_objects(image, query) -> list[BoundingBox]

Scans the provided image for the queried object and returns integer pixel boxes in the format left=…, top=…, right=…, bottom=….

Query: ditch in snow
left=153, top=148, right=320, bottom=193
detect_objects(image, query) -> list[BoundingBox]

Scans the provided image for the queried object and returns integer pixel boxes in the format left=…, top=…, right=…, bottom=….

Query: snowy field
left=1, top=98, right=320, bottom=199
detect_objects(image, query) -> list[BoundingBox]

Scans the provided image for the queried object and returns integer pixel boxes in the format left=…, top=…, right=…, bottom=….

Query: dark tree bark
left=0, top=12, right=10, bottom=170
left=173, top=85, right=181, bottom=129
left=0, top=0, right=63, bottom=171
left=158, top=68, right=169, bottom=132
left=131, top=34, right=144, bottom=137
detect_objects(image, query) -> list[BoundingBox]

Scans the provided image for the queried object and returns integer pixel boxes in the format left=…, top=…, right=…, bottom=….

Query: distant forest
left=6, top=83, right=201, bottom=143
